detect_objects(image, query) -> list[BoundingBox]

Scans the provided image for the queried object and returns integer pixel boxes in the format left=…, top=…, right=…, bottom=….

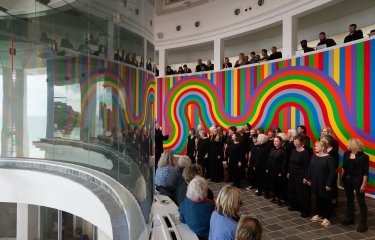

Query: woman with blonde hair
left=209, top=185, right=243, bottom=240
left=208, top=126, right=225, bottom=182
left=235, top=216, right=262, bottom=240
left=341, top=138, right=369, bottom=232
left=155, top=150, right=178, bottom=199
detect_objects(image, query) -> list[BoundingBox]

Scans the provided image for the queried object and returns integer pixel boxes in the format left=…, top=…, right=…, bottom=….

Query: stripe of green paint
left=225, top=71, right=230, bottom=114
left=257, top=65, right=261, bottom=86
left=309, top=54, right=314, bottom=67
left=279, top=61, right=284, bottom=69
left=279, top=109, right=284, bottom=130
left=357, top=42, right=364, bottom=130
left=240, top=68, right=245, bottom=114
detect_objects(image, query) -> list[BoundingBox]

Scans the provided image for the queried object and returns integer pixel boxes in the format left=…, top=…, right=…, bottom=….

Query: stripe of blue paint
left=250, top=67, right=254, bottom=96
left=351, top=44, right=357, bottom=116
left=371, top=39, right=375, bottom=135
left=271, top=62, right=276, bottom=74
left=296, top=57, right=300, bottom=66
left=231, top=70, right=235, bottom=116
left=227, top=70, right=232, bottom=115
left=324, top=51, right=330, bottom=74
left=296, top=108, right=300, bottom=129
left=339, top=47, right=346, bottom=93
left=287, top=107, right=291, bottom=130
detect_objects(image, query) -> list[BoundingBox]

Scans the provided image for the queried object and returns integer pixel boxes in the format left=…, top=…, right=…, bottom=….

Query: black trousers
left=267, top=170, right=285, bottom=200
left=343, top=176, right=368, bottom=225
left=311, top=194, right=332, bottom=219
left=229, top=165, right=243, bottom=187
left=255, top=166, right=267, bottom=195
left=288, top=172, right=310, bottom=215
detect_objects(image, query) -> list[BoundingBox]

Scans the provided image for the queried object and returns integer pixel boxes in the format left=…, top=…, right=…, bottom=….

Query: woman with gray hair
left=180, top=176, right=215, bottom=240
left=252, top=133, right=271, bottom=197
left=155, top=150, right=179, bottom=200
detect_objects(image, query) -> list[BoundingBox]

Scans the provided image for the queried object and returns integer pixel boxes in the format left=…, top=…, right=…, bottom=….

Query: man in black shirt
left=249, top=52, right=258, bottom=64
left=260, top=49, right=270, bottom=61
left=300, top=40, right=315, bottom=53
left=183, top=64, right=192, bottom=73
left=317, top=32, right=336, bottom=48
left=344, top=24, right=363, bottom=43
left=60, top=33, right=74, bottom=49
left=166, top=66, right=174, bottom=75
left=195, top=59, right=207, bottom=72
left=269, top=46, right=282, bottom=60
left=155, top=122, right=169, bottom=168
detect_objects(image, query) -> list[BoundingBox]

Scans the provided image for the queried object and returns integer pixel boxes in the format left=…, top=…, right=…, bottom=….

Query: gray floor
left=208, top=181, right=375, bottom=240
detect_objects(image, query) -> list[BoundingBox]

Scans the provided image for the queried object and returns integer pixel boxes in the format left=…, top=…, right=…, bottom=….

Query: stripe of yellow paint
left=234, top=69, right=238, bottom=116
left=263, top=64, right=269, bottom=79
left=291, top=107, right=296, bottom=129
left=188, top=104, right=193, bottom=126
left=333, top=48, right=340, bottom=85
left=207, top=73, right=211, bottom=81
left=291, top=58, right=296, bottom=67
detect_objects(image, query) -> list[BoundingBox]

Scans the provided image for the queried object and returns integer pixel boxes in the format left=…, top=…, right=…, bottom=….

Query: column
left=46, top=58, right=55, bottom=139
left=17, top=204, right=38, bottom=240
left=158, top=48, right=167, bottom=77
left=107, top=20, right=114, bottom=59
left=282, top=15, right=298, bottom=59
left=214, top=38, right=224, bottom=71
left=144, top=38, right=148, bottom=68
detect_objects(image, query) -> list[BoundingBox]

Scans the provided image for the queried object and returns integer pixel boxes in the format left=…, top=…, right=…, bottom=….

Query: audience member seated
left=178, top=67, right=184, bottom=74
left=317, top=32, right=336, bottom=48
left=235, top=216, right=262, bottom=240
left=78, top=39, right=91, bottom=54
left=93, top=45, right=104, bottom=56
left=234, top=53, right=247, bottom=68
left=196, top=59, right=207, bottom=72
left=368, top=29, right=375, bottom=37
left=183, top=64, right=192, bottom=73
left=223, top=57, right=233, bottom=68
left=209, top=185, right=243, bottom=240
left=207, top=60, right=214, bottom=71
left=60, top=33, right=74, bottom=50
left=300, top=40, right=315, bottom=53
left=249, top=52, right=258, bottom=64
left=269, top=46, right=282, bottom=60
left=155, top=150, right=179, bottom=200
left=344, top=24, right=363, bottom=43
left=259, top=49, right=270, bottom=62
left=166, top=66, right=174, bottom=75
left=180, top=176, right=215, bottom=240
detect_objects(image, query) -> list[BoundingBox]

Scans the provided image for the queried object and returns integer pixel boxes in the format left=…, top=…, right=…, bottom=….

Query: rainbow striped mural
left=48, top=56, right=155, bottom=133
left=156, top=38, right=375, bottom=195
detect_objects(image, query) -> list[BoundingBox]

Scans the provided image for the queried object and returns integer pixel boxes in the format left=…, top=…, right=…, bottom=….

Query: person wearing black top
left=260, top=49, right=270, bottom=62
left=269, top=47, right=282, bottom=60
left=197, top=131, right=210, bottom=177
left=300, top=40, right=315, bottom=53
left=223, top=57, right=232, bottom=68
left=186, top=128, right=197, bottom=163
left=297, top=125, right=313, bottom=156
left=208, top=127, right=225, bottom=182
left=246, top=132, right=258, bottom=190
left=206, top=60, right=214, bottom=71
left=155, top=122, right=169, bottom=168
left=317, top=32, right=336, bottom=48
left=227, top=133, right=244, bottom=187
left=249, top=52, right=258, bottom=64
left=166, top=66, right=174, bottom=75
left=287, top=135, right=311, bottom=218
left=224, top=126, right=237, bottom=181
left=307, top=140, right=336, bottom=228
left=183, top=64, right=192, bottom=73
left=252, top=134, right=271, bottom=197
left=344, top=24, right=363, bottom=43
left=195, top=59, right=207, bottom=72
left=267, top=136, right=287, bottom=204
left=242, top=123, right=251, bottom=163
left=341, top=138, right=369, bottom=233
left=61, top=33, right=74, bottom=49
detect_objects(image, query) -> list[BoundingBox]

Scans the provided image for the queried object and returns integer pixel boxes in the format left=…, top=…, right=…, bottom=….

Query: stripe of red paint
left=276, top=62, right=280, bottom=71
left=246, top=67, right=251, bottom=105
left=304, top=56, right=309, bottom=67
left=253, top=67, right=258, bottom=88
left=364, top=41, right=371, bottom=133
left=219, top=72, right=224, bottom=105
left=283, top=108, right=288, bottom=132
left=345, top=46, right=352, bottom=110
left=314, top=52, right=320, bottom=69
left=283, top=60, right=289, bottom=68
left=319, top=52, right=324, bottom=71
left=260, top=65, right=264, bottom=82
left=157, top=78, right=163, bottom=124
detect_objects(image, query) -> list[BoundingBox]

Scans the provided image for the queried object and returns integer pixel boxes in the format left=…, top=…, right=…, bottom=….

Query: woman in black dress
left=252, top=134, right=271, bottom=197
left=208, top=126, right=225, bottom=182
left=287, top=135, right=311, bottom=218
left=267, top=136, right=287, bottom=204
left=227, top=132, right=243, bottom=187
left=197, top=131, right=210, bottom=177
left=307, top=139, right=336, bottom=227
left=187, top=128, right=197, bottom=163
left=341, top=138, right=369, bottom=232
left=297, top=125, right=313, bottom=156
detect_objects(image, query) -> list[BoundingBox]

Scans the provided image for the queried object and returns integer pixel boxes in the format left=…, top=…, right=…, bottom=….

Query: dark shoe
left=278, top=200, right=285, bottom=207
left=356, top=224, right=368, bottom=233
left=271, top=198, right=278, bottom=203
left=341, top=219, right=355, bottom=226
left=256, top=192, right=263, bottom=196
left=288, top=207, right=297, bottom=212
left=300, top=213, right=310, bottom=218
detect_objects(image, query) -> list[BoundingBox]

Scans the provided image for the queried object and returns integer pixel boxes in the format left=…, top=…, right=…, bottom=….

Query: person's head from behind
left=158, top=150, right=175, bottom=167
left=178, top=155, right=192, bottom=169
left=319, top=32, right=326, bottom=41
left=271, top=46, right=277, bottom=53
left=300, top=40, right=308, bottom=48
left=235, top=216, right=262, bottom=240
left=261, top=49, right=267, bottom=56
left=198, top=58, right=202, bottom=64
left=349, top=24, right=357, bottom=33
left=186, top=176, right=208, bottom=200
left=182, top=164, right=204, bottom=183
left=216, top=185, right=243, bottom=218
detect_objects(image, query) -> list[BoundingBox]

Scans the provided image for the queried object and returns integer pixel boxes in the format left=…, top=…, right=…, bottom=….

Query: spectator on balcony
left=183, top=64, right=192, bottom=73
left=249, top=52, right=258, bottom=64
left=146, top=58, right=152, bottom=71
left=255, top=55, right=261, bottom=62
left=114, top=49, right=121, bottom=61
left=223, top=57, right=232, bottom=68
left=300, top=40, right=315, bottom=53
left=196, top=59, right=207, bottom=72
left=93, top=45, right=104, bottom=56
left=153, top=65, right=159, bottom=77
left=269, top=47, right=282, bottom=60
left=244, top=55, right=250, bottom=65
left=139, top=57, right=144, bottom=68
left=178, top=67, right=184, bottom=74
left=131, top=53, right=138, bottom=67
left=78, top=39, right=91, bottom=54
left=344, top=24, right=363, bottom=43
left=317, top=32, right=336, bottom=48
left=259, top=49, right=270, bottom=62
left=60, top=33, right=74, bottom=50
left=124, top=52, right=131, bottom=64
left=166, top=66, right=174, bottom=75
left=368, top=29, right=375, bottom=37
left=234, top=53, right=247, bottom=68
left=207, top=60, right=214, bottom=71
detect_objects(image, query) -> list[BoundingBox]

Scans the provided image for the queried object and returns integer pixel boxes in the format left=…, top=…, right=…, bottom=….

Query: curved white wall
left=0, top=168, right=114, bottom=239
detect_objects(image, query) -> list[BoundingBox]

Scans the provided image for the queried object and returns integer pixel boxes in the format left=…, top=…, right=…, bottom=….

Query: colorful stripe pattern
left=156, top=38, right=375, bottom=195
